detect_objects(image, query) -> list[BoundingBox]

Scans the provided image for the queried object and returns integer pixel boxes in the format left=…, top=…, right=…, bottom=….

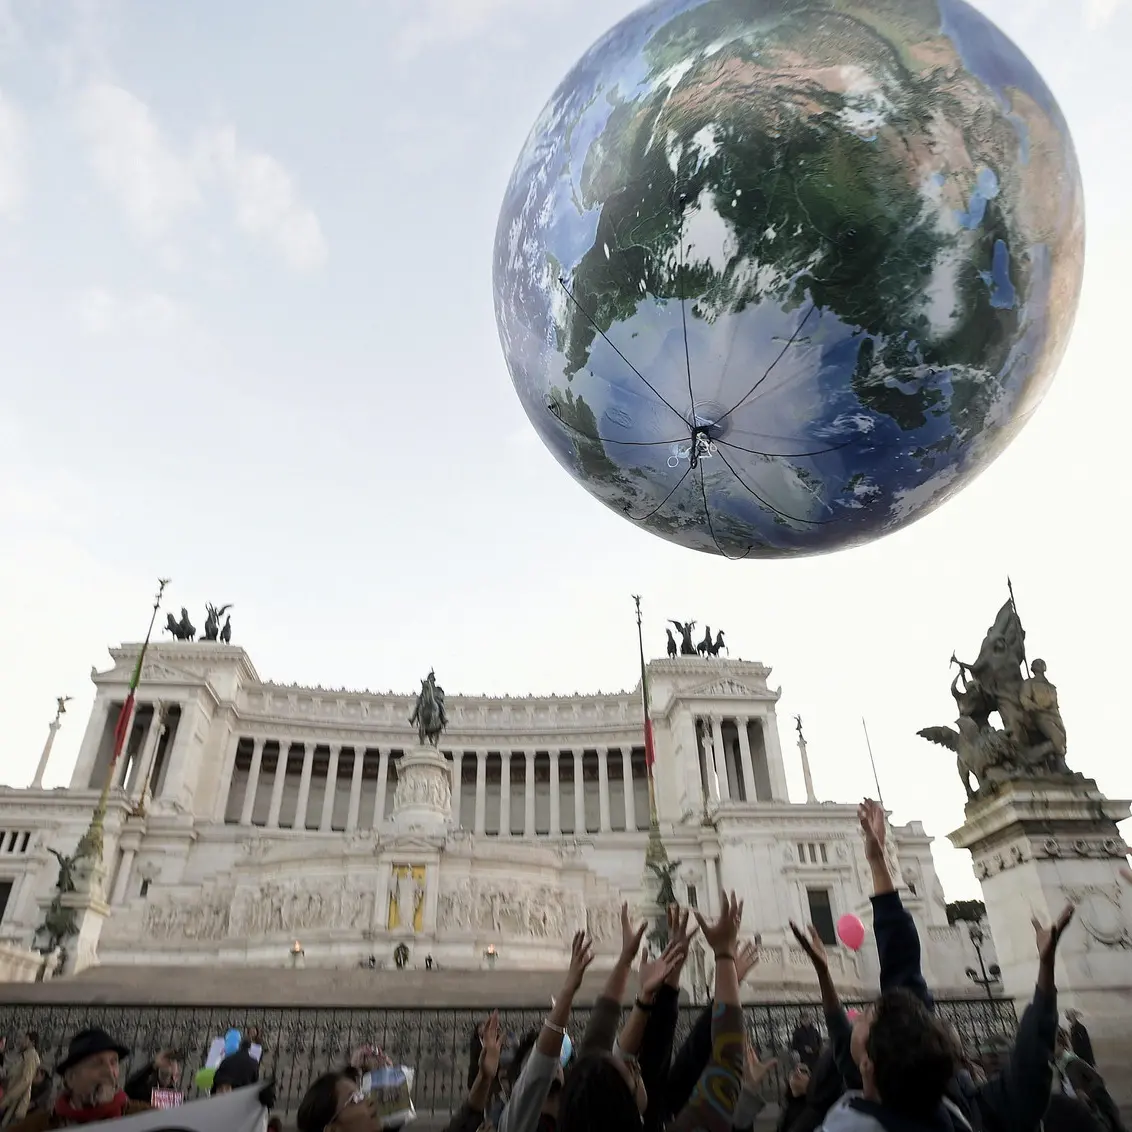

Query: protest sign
left=102, top=1084, right=263, bottom=1132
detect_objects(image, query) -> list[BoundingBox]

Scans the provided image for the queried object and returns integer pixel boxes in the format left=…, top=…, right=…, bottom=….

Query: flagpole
left=75, top=578, right=170, bottom=867
left=1006, top=575, right=1029, bottom=674
left=633, top=595, right=667, bottom=867
left=861, top=717, right=885, bottom=808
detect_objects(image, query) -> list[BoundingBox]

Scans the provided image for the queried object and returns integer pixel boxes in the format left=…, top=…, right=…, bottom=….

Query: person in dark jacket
left=790, top=1018, right=822, bottom=1071
left=860, top=797, right=1072, bottom=1132
left=123, top=1050, right=180, bottom=1104
left=211, top=1046, right=260, bottom=1095
left=1066, top=1011, right=1096, bottom=1069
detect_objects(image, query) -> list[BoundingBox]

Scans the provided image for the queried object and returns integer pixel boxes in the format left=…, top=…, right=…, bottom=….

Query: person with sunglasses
left=297, top=1011, right=504, bottom=1132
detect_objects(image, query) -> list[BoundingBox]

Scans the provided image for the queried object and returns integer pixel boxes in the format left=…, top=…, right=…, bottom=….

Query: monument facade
left=0, top=638, right=985, bottom=996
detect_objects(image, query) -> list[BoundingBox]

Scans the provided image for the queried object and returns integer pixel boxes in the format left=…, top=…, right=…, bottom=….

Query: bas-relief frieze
left=974, top=835, right=1130, bottom=880
left=434, top=877, right=598, bottom=940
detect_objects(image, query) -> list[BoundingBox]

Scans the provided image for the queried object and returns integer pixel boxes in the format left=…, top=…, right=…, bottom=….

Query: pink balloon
left=837, top=913, right=866, bottom=952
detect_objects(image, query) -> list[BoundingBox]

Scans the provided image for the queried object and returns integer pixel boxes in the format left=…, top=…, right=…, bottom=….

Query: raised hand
left=639, top=940, right=687, bottom=999
left=734, top=939, right=760, bottom=984
left=742, top=1039, right=777, bottom=1091
left=619, top=902, right=648, bottom=967
left=789, top=921, right=828, bottom=971
left=667, top=904, right=700, bottom=950
left=1033, top=903, right=1075, bottom=965
left=858, top=798, right=886, bottom=862
left=565, top=929, right=596, bottom=991
left=694, top=891, right=743, bottom=958
left=478, top=1011, right=503, bottom=1079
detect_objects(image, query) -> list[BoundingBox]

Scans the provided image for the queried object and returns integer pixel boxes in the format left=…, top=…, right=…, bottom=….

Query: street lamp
left=964, top=922, right=1000, bottom=1002
left=290, top=940, right=305, bottom=969
left=484, top=944, right=498, bottom=970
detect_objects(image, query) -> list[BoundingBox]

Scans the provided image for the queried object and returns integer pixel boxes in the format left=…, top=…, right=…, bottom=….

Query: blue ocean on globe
left=493, top=0, right=1084, bottom=558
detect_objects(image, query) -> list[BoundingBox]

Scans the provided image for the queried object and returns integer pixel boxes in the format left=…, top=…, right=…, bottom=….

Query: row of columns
left=229, top=742, right=643, bottom=836
left=699, top=715, right=765, bottom=804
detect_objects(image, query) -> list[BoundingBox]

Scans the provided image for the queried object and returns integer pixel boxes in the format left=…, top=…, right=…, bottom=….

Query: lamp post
left=964, top=922, right=1000, bottom=1002
left=484, top=944, right=498, bottom=970
left=289, top=940, right=305, bottom=969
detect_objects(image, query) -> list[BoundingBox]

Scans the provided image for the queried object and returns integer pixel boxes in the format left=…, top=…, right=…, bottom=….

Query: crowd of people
left=0, top=800, right=1126, bottom=1132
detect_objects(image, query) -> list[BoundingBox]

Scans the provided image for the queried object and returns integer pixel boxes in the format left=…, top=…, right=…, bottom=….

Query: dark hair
left=26, top=1032, right=39, bottom=1048
left=508, top=1029, right=541, bottom=1087
left=866, top=990, right=956, bottom=1117
left=558, top=1052, right=642, bottom=1132
left=297, top=1070, right=349, bottom=1132
left=267, top=1119, right=283, bottom=1132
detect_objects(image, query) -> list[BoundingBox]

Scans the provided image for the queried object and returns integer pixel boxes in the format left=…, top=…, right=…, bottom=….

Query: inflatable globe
left=493, top=0, right=1084, bottom=558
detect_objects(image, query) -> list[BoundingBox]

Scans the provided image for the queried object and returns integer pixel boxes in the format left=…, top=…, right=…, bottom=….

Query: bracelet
left=715, top=953, right=736, bottom=961
left=542, top=1019, right=566, bottom=1036
left=634, top=997, right=655, bottom=1012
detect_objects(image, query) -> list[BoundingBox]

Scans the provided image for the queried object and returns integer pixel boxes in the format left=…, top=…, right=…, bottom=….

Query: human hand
left=734, top=940, right=760, bottom=984
left=789, top=921, right=829, bottom=971
left=619, top=903, right=647, bottom=967
left=742, top=1040, right=777, bottom=1091
left=858, top=799, right=886, bottom=863
left=1033, top=903, right=1075, bottom=965
left=479, top=1011, right=502, bottom=1079
left=664, top=905, right=698, bottom=985
left=787, top=1063, right=811, bottom=1098
left=694, top=891, right=743, bottom=959
left=565, top=929, right=596, bottom=991
left=639, top=940, right=687, bottom=1000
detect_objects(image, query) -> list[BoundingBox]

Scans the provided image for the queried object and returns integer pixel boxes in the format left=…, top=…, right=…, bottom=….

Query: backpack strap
left=942, top=1097, right=975, bottom=1132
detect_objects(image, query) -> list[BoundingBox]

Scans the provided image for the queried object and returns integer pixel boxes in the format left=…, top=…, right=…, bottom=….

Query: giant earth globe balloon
left=493, top=0, right=1084, bottom=558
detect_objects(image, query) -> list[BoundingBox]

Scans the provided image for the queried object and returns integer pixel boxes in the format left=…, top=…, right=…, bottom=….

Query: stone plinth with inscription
left=391, top=746, right=453, bottom=835
left=950, top=779, right=1132, bottom=1046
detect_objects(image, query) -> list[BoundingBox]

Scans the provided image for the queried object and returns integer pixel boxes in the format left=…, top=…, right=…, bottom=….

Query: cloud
left=76, top=82, right=200, bottom=237
left=198, top=127, right=328, bottom=273
left=0, top=87, right=26, bottom=214
left=76, top=288, right=188, bottom=336
left=1086, top=0, right=1124, bottom=27
left=75, top=81, right=326, bottom=271
left=391, top=0, right=562, bottom=57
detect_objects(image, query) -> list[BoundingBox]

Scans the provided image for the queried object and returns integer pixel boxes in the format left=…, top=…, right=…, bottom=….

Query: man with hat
left=6, top=1028, right=150, bottom=1131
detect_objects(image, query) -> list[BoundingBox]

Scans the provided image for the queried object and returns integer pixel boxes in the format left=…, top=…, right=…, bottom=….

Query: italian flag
left=110, top=582, right=167, bottom=766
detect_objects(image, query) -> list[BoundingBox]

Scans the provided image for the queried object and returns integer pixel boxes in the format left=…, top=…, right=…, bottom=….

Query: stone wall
left=0, top=940, right=41, bottom=982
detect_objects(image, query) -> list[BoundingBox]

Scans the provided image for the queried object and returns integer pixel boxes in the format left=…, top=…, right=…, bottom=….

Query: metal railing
left=0, top=997, right=1018, bottom=1118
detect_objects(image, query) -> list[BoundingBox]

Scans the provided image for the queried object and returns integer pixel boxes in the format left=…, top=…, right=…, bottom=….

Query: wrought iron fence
left=0, top=997, right=1018, bottom=1119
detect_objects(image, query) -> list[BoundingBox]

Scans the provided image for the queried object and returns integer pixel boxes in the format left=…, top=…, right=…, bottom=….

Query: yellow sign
left=387, top=864, right=427, bottom=932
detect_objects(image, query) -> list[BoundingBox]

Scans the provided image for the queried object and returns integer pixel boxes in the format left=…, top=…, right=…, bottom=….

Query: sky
left=1, top=0, right=1130, bottom=903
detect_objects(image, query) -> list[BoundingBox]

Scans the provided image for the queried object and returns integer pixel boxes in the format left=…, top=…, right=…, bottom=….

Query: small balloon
left=836, top=914, right=866, bottom=952
left=559, top=1032, right=573, bottom=1068
left=224, top=1029, right=241, bottom=1056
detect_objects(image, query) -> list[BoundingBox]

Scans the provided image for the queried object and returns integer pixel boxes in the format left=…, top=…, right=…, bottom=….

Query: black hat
left=56, top=1029, right=131, bottom=1076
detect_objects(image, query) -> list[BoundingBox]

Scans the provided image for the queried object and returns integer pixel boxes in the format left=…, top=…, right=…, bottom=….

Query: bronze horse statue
left=164, top=608, right=196, bottom=641
left=409, top=672, right=448, bottom=748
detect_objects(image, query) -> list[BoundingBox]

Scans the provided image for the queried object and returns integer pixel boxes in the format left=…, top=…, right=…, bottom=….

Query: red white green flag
left=111, top=580, right=169, bottom=767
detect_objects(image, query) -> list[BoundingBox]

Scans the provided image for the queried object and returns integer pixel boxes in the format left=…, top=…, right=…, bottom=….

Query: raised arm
left=975, top=905, right=1073, bottom=1132
left=860, top=799, right=932, bottom=1007
left=614, top=940, right=686, bottom=1059
left=789, top=921, right=854, bottom=1086
left=498, top=931, right=593, bottom=1132
left=581, top=904, right=646, bottom=1055
left=445, top=1012, right=502, bottom=1132
left=667, top=893, right=746, bottom=1132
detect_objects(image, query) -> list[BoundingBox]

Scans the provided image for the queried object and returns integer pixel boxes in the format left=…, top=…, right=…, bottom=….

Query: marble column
left=132, top=705, right=166, bottom=804
left=524, top=752, right=536, bottom=837
left=736, top=718, right=757, bottom=803
left=710, top=716, right=730, bottom=801
left=374, top=749, right=390, bottom=827
left=597, top=748, right=612, bottom=832
left=215, top=732, right=241, bottom=821
left=764, top=710, right=790, bottom=801
left=500, top=752, right=512, bottom=838
left=33, top=719, right=62, bottom=789
left=70, top=699, right=111, bottom=790
left=702, top=721, right=721, bottom=804
left=295, top=743, right=315, bottom=831
left=110, top=847, right=136, bottom=906
left=474, top=752, right=487, bottom=835
left=573, top=750, right=585, bottom=834
left=267, top=742, right=289, bottom=828
left=549, top=753, right=561, bottom=836
left=621, top=748, right=637, bottom=831
left=347, top=747, right=365, bottom=831
left=320, top=745, right=340, bottom=832
left=451, top=752, right=464, bottom=829
left=240, top=739, right=264, bottom=826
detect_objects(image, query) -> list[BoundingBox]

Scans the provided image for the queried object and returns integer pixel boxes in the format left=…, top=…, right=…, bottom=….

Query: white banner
left=105, top=1085, right=264, bottom=1132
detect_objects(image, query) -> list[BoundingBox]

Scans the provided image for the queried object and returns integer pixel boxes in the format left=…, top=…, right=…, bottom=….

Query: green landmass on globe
left=494, top=0, right=1084, bottom=557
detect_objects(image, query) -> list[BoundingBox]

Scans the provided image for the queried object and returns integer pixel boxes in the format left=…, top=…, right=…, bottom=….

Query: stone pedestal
left=390, top=746, right=453, bottom=835
left=59, top=888, right=111, bottom=975
left=949, top=778, right=1131, bottom=1057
